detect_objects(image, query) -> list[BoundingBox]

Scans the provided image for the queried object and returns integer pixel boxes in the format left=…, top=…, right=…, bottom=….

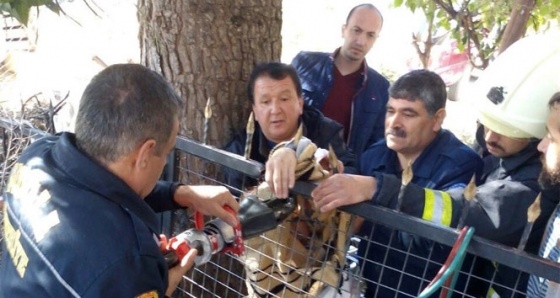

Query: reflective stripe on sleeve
left=422, top=189, right=452, bottom=227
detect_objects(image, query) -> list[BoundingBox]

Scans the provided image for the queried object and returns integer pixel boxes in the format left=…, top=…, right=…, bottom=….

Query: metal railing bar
left=174, top=136, right=263, bottom=179
left=291, top=182, right=559, bottom=282
left=0, top=117, right=47, bottom=140
left=341, top=201, right=560, bottom=283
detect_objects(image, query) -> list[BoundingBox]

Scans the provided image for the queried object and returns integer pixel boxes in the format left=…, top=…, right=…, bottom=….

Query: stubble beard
left=539, top=159, right=560, bottom=190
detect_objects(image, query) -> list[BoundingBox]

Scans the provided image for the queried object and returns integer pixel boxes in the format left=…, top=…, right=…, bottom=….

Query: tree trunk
left=498, top=0, right=535, bottom=54
left=137, top=1, right=282, bottom=296
left=138, top=0, right=281, bottom=146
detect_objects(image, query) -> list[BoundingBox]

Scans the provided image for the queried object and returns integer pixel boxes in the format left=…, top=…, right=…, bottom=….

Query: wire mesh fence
left=166, top=136, right=560, bottom=298
left=0, top=124, right=559, bottom=297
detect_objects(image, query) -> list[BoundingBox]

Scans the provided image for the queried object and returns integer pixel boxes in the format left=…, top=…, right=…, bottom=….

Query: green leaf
left=44, top=1, right=60, bottom=14
left=12, top=0, right=31, bottom=25
left=394, top=0, right=404, bottom=7
left=27, top=0, right=54, bottom=5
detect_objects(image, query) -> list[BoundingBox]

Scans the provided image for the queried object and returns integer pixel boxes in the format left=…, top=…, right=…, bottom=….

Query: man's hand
left=265, top=147, right=297, bottom=199
left=312, top=174, right=377, bottom=212
left=174, top=185, right=239, bottom=227
left=166, top=248, right=197, bottom=297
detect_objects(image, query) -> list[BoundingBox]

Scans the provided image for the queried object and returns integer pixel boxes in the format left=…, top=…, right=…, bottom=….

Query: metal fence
left=0, top=123, right=559, bottom=297
left=165, top=136, right=560, bottom=298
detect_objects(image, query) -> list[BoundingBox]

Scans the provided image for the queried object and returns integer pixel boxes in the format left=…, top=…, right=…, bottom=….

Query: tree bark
left=138, top=0, right=281, bottom=146
left=499, top=0, right=535, bottom=54
left=137, top=1, right=282, bottom=296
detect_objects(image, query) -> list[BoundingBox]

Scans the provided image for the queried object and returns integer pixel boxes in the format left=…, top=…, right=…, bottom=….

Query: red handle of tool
left=194, top=206, right=244, bottom=256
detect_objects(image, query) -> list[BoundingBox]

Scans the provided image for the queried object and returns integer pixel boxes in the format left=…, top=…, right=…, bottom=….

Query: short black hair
left=75, top=64, right=184, bottom=163
left=247, top=62, right=302, bottom=104
left=389, top=69, right=447, bottom=116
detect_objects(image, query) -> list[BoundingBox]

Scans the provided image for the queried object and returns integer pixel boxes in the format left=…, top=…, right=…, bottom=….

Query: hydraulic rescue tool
left=160, top=194, right=296, bottom=267
left=161, top=130, right=337, bottom=268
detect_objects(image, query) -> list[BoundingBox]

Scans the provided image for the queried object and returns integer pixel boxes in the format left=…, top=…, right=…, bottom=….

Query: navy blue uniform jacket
left=373, top=141, right=558, bottom=297
left=1, top=133, right=179, bottom=297
left=358, top=129, right=483, bottom=297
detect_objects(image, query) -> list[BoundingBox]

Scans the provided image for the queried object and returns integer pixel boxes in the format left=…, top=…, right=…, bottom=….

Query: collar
left=51, top=133, right=161, bottom=234
left=500, top=141, right=540, bottom=173
left=331, top=47, right=368, bottom=78
left=255, top=119, right=308, bottom=159
left=379, top=130, right=446, bottom=179
left=412, top=130, right=446, bottom=179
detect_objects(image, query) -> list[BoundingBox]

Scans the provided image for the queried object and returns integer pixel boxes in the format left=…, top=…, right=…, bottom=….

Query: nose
left=355, top=33, right=365, bottom=46
left=538, top=137, right=550, bottom=154
left=270, top=99, right=281, bottom=114
left=386, top=113, right=401, bottom=129
left=484, top=129, right=503, bottom=145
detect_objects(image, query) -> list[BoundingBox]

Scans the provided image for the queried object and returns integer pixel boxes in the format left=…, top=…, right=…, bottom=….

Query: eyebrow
left=387, top=105, right=419, bottom=113
left=352, top=25, right=378, bottom=35
left=401, top=107, right=418, bottom=114
left=268, top=89, right=293, bottom=98
left=279, top=88, right=293, bottom=95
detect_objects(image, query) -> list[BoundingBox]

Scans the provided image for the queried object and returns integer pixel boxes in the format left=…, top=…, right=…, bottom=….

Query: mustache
left=486, top=141, right=505, bottom=152
left=386, top=128, right=407, bottom=138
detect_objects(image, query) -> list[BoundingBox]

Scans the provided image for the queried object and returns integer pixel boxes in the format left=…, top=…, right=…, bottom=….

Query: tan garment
left=239, top=139, right=352, bottom=297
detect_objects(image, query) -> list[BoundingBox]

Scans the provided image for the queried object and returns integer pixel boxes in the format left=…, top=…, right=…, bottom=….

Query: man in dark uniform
left=0, top=64, right=239, bottom=298
left=355, top=69, right=483, bottom=297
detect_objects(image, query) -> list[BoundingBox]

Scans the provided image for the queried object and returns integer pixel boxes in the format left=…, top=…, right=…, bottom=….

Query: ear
left=432, top=108, right=446, bottom=131
left=135, top=139, right=157, bottom=170
left=297, top=97, right=304, bottom=115
left=341, top=24, right=346, bottom=38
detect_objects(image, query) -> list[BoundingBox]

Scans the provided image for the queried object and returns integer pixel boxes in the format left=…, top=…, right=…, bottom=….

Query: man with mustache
left=527, top=92, right=560, bottom=297
left=291, top=3, right=390, bottom=159
left=351, top=68, right=484, bottom=297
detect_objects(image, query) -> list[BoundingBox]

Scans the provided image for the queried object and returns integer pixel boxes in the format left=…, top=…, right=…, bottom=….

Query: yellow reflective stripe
left=423, top=189, right=452, bottom=227
left=441, top=191, right=452, bottom=227
left=423, top=189, right=435, bottom=222
left=486, top=287, right=500, bottom=298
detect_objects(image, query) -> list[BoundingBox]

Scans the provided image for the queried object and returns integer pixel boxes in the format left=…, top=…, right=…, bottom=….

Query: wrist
left=173, top=184, right=194, bottom=209
left=353, top=175, right=377, bottom=201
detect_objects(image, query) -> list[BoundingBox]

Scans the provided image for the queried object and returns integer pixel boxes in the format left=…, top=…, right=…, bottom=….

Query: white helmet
left=475, top=33, right=560, bottom=139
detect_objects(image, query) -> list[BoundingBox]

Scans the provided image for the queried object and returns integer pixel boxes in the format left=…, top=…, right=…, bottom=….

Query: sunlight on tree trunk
left=137, top=1, right=282, bottom=295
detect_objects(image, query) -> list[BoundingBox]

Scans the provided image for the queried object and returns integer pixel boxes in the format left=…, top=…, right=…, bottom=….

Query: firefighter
left=0, top=64, right=239, bottom=298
